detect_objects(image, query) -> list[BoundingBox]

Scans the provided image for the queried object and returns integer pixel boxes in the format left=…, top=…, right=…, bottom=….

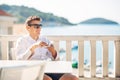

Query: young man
left=15, top=16, right=78, bottom=80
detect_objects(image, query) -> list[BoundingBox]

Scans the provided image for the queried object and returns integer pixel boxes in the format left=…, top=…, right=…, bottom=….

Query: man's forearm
left=21, top=50, right=32, bottom=60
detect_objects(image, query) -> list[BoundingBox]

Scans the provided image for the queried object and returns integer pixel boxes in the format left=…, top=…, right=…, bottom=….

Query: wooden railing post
left=102, top=40, right=108, bottom=77
left=78, top=40, right=84, bottom=77
left=90, top=40, right=96, bottom=77
left=66, top=40, right=71, bottom=61
left=115, top=40, right=120, bottom=78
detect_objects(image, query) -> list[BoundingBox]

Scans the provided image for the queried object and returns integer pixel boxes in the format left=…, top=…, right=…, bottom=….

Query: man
left=15, top=16, right=78, bottom=80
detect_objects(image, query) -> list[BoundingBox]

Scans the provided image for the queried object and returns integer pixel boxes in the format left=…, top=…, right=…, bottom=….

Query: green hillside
left=0, top=4, right=73, bottom=26
left=80, top=18, right=118, bottom=25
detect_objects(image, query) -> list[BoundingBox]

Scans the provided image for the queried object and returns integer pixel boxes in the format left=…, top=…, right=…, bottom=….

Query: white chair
left=0, top=62, right=45, bottom=80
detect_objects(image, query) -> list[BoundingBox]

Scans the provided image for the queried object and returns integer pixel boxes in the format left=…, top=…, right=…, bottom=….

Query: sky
left=0, top=0, right=120, bottom=24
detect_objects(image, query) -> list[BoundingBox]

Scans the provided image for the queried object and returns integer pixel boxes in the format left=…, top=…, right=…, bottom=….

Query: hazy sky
left=0, top=0, right=120, bottom=23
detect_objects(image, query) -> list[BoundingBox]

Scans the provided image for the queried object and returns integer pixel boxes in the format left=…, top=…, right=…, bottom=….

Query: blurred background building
left=0, top=9, right=17, bottom=35
left=0, top=9, right=17, bottom=59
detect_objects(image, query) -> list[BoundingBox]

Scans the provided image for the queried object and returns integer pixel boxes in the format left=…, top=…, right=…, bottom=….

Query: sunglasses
left=28, top=24, right=42, bottom=29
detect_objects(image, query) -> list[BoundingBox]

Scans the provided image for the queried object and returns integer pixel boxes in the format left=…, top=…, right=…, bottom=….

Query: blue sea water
left=42, top=24, right=120, bottom=35
left=41, top=24, right=120, bottom=69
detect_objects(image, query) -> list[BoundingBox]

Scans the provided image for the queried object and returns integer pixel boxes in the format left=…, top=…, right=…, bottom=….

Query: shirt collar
left=27, top=34, right=41, bottom=42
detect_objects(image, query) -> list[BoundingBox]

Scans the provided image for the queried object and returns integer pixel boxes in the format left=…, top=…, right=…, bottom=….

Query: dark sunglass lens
left=28, top=24, right=42, bottom=29
left=34, top=26, right=40, bottom=29
left=37, top=26, right=40, bottom=29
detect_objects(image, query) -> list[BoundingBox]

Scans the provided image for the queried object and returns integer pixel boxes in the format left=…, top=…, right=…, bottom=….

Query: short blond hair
left=25, top=16, right=42, bottom=25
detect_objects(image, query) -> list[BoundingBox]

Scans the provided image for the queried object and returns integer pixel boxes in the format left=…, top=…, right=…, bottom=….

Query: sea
left=41, top=24, right=120, bottom=70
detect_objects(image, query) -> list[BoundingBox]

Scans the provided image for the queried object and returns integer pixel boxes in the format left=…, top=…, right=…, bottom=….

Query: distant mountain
left=0, top=4, right=74, bottom=26
left=80, top=18, right=119, bottom=25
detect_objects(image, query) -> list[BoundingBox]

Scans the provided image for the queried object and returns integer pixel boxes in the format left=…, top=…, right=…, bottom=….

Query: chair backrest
left=0, top=62, right=45, bottom=80
left=10, top=48, right=16, bottom=60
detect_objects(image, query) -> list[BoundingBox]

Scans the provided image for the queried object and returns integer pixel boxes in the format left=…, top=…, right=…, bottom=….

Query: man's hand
left=28, top=41, right=57, bottom=59
left=30, top=41, right=48, bottom=53
left=40, top=42, right=57, bottom=59
left=28, top=41, right=48, bottom=59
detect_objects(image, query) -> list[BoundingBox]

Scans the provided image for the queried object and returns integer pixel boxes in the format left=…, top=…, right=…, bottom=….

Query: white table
left=0, top=61, right=72, bottom=74
left=45, top=61, right=72, bottom=73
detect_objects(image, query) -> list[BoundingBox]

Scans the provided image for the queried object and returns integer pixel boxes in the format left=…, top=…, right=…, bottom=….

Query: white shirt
left=15, top=34, right=58, bottom=60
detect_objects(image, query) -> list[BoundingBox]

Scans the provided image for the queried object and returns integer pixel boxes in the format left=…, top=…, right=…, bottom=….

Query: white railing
left=0, top=35, right=120, bottom=80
